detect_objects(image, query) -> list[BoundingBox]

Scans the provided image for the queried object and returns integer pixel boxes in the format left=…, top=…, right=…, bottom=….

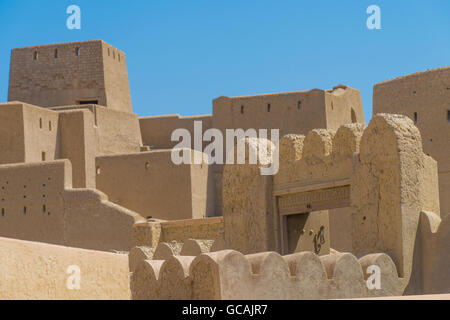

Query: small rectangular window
left=78, top=100, right=98, bottom=105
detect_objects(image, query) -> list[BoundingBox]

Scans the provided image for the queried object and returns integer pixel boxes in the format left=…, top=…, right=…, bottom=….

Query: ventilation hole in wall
left=42, top=183, right=46, bottom=187
left=413, top=91, right=417, bottom=95
left=96, top=166, right=101, bottom=175
left=75, top=47, right=80, bottom=56
left=43, top=205, right=46, bottom=213
left=39, top=118, right=43, bottom=129
left=241, top=105, right=244, bottom=114
left=267, top=104, right=271, bottom=112
left=1, top=208, right=4, bottom=217
left=363, top=216, right=367, bottom=221
left=414, top=112, right=418, bottom=125
left=23, top=207, right=27, bottom=215
left=145, top=162, right=150, bottom=170
left=23, top=195, right=26, bottom=199
left=42, top=152, right=46, bottom=161
left=42, top=195, right=46, bottom=199
left=298, top=101, right=302, bottom=110
left=33, top=51, right=38, bottom=60
left=49, top=121, right=52, bottom=131
left=54, top=49, right=58, bottom=58
left=351, top=108, right=357, bottom=123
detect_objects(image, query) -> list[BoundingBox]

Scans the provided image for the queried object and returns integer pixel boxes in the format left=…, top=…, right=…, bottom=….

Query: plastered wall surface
left=96, top=150, right=213, bottom=221
left=0, top=236, right=130, bottom=300
left=8, top=40, right=132, bottom=113
left=221, top=114, right=442, bottom=292
left=374, top=67, right=450, bottom=218
left=140, top=114, right=212, bottom=149
left=0, top=160, right=145, bottom=252
left=133, top=217, right=224, bottom=248
left=131, top=250, right=406, bottom=300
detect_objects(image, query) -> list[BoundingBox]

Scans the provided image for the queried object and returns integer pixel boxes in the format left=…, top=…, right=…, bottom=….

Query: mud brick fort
left=0, top=40, right=448, bottom=299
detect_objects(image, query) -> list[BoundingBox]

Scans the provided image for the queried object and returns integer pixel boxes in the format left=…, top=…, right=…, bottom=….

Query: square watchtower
left=8, top=40, right=132, bottom=113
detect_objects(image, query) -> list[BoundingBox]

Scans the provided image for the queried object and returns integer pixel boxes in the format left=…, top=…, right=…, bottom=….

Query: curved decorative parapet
left=221, top=114, right=441, bottom=293
left=128, top=239, right=216, bottom=272
left=131, top=249, right=407, bottom=300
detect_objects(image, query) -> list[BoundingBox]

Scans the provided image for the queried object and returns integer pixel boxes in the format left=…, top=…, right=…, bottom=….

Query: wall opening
left=1, top=208, right=4, bottom=217
left=33, top=51, right=38, bottom=60
left=23, top=207, right=27, bottom=215
left=298, top=101, right=302, bottom=110
left=145, top=162, right=150, bottom=170
left=241, top=105, right=244, bottom=114
left=448, top=110, right=450, bottom=123
left=42, top=152, right=46, bottom=161
left=414, top=112, right=418, bottom=125
left=39, top=118, right=42, bottom=129
left=54, top=49, right=58, bottom=58
left=351, top=108, right=357, bottom=123
left=43, top=205, right=46, bottom=213
left=96, top=166, right=101, bottom=175
left=49, top=121, right=52, bottom=131
left=75, top=47, right=80, bottom=56
left=267, top=104, right=271, bottom=112
left=78, top=100, right=98, bottom=105
left=118, top=54, right=121, bottom=62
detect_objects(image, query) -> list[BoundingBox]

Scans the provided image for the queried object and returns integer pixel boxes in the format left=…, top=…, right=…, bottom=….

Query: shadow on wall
left=0, top=159, right=145, bottom=252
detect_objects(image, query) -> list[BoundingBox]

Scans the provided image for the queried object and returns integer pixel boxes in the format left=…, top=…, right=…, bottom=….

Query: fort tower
left=8, top=40, right=132, bottom=113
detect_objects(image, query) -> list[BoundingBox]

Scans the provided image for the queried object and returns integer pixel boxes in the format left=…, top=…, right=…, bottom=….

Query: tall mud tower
left=8, top=40, right=132, bottom=113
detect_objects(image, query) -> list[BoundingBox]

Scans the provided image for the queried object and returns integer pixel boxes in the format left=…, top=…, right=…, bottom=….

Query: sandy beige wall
left=139, top=114, right=212, bottom=149
left=0, top=103, right=26, bottom=164
left=324, top=86, right=365, bottom=129
left=373, top=67, right=450, bottom=218
left=212, top=90, right=328, bottom=137
left=94, top=105, right=142, bottom=155
left=0, top=236, right=130, bottom=300
left=102, top=42, right=132, bottom=113
left=0, top=160, right=144, bottom=252
left=133, top=217, right=224, bottom=247
left=8, top=41, right=107, bottom=108
left=96, top=150, right=210, bottom=221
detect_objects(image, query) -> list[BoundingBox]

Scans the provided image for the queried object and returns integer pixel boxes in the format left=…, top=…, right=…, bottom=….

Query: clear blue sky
left=1, top=0, right=449, bottom=121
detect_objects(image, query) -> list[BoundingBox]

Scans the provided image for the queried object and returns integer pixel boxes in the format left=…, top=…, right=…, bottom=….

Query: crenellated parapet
left=221, top=113, right=441, bottom=292
left=131, top=249, right=406, bottom=300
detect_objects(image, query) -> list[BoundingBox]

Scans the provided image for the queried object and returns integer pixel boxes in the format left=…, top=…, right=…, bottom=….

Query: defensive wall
left=0, top=159, right=145, bottom=252
left=374, top=66, right=450, bottom=219
left=0, top=236, right=130, bottom=300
